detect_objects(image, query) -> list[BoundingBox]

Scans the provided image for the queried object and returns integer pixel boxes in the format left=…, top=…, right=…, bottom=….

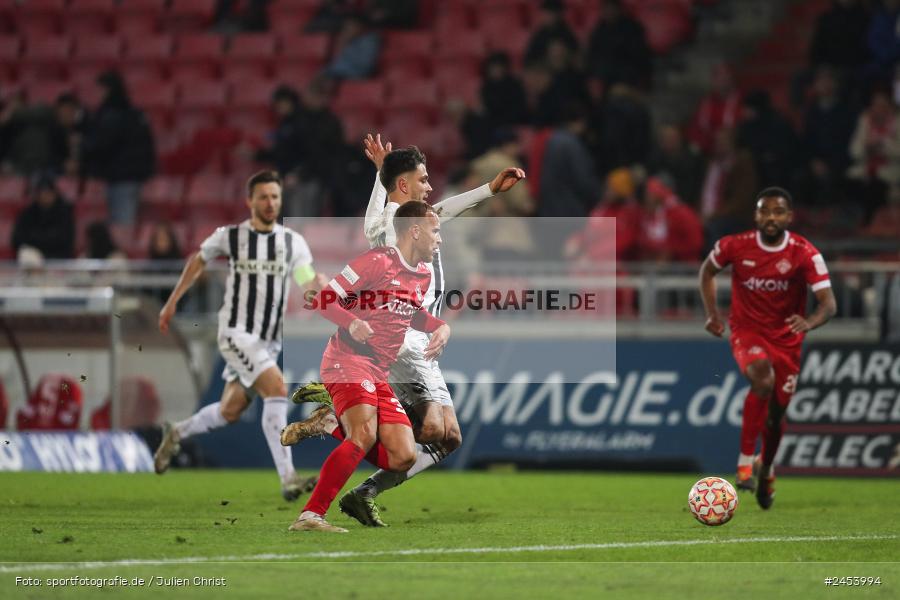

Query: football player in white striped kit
left=283, top=135, right=524, bottom=524
left=154, top=170, right=327, bottom=501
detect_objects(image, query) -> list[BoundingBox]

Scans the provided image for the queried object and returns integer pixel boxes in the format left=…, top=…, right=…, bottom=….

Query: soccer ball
left=688, top=477, right=738, bottom=526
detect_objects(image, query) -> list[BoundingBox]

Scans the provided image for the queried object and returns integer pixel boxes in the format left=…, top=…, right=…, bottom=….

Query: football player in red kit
left=289, top=200, right=450, bottom=532
left=699, top=187, right=837, bottom=509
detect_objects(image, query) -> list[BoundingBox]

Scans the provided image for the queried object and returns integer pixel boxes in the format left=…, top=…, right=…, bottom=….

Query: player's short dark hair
left=393, top=200, right=435, bottom=235
left=755, top=186, right=793, bottom=209
left=247, top=170, right=281, bottom=197
left=380, top=146, right=426, bottom=193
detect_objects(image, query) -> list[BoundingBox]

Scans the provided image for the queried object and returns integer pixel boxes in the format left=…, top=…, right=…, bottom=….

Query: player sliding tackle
left=289, top=201, right=448, bottom=532
left=699, top=187, right=836, bottom=509
left=282, top=135, right=525, bottom=527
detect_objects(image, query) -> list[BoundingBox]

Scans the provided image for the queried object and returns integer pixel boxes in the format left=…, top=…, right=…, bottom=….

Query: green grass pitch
left=1, top=470, right=898, bottom=599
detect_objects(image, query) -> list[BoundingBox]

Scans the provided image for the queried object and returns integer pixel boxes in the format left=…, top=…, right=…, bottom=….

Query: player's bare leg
left=757, top=397, right=786, bottom=509
left=737, top=359, right=775, bottom=491
left=252, top=366, right=316, bottom=501
left=154, top=381, right=248, bottom=474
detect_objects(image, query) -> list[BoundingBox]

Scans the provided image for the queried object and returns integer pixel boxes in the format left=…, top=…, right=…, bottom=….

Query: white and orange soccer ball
left=688, top=477, right=738, bottom=526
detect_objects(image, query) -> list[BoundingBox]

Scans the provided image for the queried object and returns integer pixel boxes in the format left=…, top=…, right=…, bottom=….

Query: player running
left=154, top=170, right=326, bottom=501
left=282, top=135, right=525, bottom=526
left=289, top=200, right=449, bottom=532
left=699, top=187, right=836, bottom=509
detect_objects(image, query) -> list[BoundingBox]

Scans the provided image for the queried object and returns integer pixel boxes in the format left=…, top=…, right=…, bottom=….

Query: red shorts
left=321, top=359, right=411, bottom=427
left=730, top=330, right=802, bottom=407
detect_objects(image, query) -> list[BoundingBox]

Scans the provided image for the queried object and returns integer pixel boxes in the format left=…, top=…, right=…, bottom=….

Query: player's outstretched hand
left=785, top=314, right=811, bottom=333
left=424, top=324, right=451, bottom=361
left=704, top=314, right=725, bottom=337
left=489, top=167, right=526, bottom=194
left=159, top=303, right=175, bottom=334
left=363, top=133, right=392, bottom=171
left=349, top=319, right=374, bottom=343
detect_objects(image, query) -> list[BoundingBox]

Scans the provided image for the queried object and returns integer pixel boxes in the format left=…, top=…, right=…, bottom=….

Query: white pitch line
left=0, top=534, right=895, bottom=574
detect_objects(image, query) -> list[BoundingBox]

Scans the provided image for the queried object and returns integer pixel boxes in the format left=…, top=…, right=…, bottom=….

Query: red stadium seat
left=17, top=0, right=64, bottom=15
left=22, top=37, right=71, bottom=69
left=271, top=63, right=317, bottom=88
left=178, top=80, right=228, bottom=110
left=140, top=175, right=186, bottom=220
left=185, top=173, right=231, bottom=207
left=221, top=63, right=269, bottom=87
left=0, top=176, right=26, bottom=201
left=175, top=33, right=224, bottom=62
left=64, top=0, right=115, bottom=36
left=164, top=0, right=218, bottom=30
left=188, top=220, right=221, bottom=252
left=230, top=79, right=279, bottom=110
left=279, top=33, right=330, bottom=68
left=332, top=80, right=386, bottom=124
left=0, top=37, right=20, bottom=63
left=131, top=80, right=176, bottom=110
left=384, top=80, right=440, bottom=123
left=114, top=12, right=160, bottom=37
left=72, top=37, right=122, bottom=64
left=26, top=80, right=74, bottom=104
left=436, top=30, right=486, bottom=61
left=486, top=29, right=531, bottom=65
left=382, top=31, right=434, bottom=62
left=229, top=33, right=278, bottom=61
left=169, top=63, right=219, bottom=86
left=122, top=34, right=173, bottom=63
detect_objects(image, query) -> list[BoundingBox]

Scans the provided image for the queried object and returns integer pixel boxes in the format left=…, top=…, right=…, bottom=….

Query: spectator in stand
left=847, top=89, right=900, bottom=223
left=809, top=0, right=872, bottom=71
left=83, top=221, right=127, bottom=262
left=481, top=52, right=529, bottom=128
left=145, top=222, right=183, bottom=304
left=737, top=90, right=800, bottom=189
left=648, top=124, right=705, bottom=208
left=584, top=167, right=642, bottom=261
left=214, top=0, right=269, bottom=32
left=587, top=0, right=652, bottom=89
left=443, top=97, right=493, bottom=161
left=367, top=0, right=418, bottom=29
left=699, top=128, right=758, bottom=245
left=535, top=103, right=600, bottom=257
left=867, top=0, right=900, bottom=81
left=81, top=71, right=156, bottom=225
left=11, top=174, right=75, bottom=260
left=322, top=14, right=382, bottom=80
left=801, top=67, right=858, bottom=205
left=54, top=93, right=84, bottom=177
left=687, top=63, right=743, bottom=156
left=256, top=85, right=305, bottom=176
left=470, top=129, right=534, bottom=218
left=524, top=0, right=579, bottom=67
left=0, top=92, right=69, bottom=176
left=636, top=177, right=704, bottom=263
left=593, top=82, right=652, bottom=173
left=540, top=38, right=590, bottom=123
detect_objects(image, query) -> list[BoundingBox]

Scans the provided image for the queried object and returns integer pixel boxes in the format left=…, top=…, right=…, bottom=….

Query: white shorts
left=389, top=344, right=452, bottom=408
left=218, top=330, right=281, bottom=388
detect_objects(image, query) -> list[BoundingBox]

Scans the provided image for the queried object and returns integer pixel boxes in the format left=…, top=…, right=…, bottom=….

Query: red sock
left=330, top=426, right=345, bottom=442
left=303, top=440, right=365, bottom=516
left=740, top=391, right=767, bottom=456
left=364, top=440, right=391, bottom=470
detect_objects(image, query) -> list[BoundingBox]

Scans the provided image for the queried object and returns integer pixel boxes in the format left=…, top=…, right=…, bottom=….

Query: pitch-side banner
left=0, top=432, right=154, bottom=472
left=778, top=344, right=900, bottom=476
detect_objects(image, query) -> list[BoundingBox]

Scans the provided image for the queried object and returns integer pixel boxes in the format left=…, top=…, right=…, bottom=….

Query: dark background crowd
left=1, top=0, right=899, bottom=266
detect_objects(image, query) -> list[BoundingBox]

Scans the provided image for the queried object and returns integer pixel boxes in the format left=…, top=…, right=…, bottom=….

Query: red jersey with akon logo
left=322, top=245, right=432, bottom=377
left=709, top=230, right=831, bottom=347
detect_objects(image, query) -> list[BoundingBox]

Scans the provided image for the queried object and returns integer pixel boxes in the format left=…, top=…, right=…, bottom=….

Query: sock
left=738, top=453, right=754, bottom=467
left=356, top=443, right=448, bottom=498
left=740, top=390, right=766, bottom=456
left=331, top=426, right=345, bottom=442
left=363, top=440, right=392, bottom=470
left=174, top=402, right=227, bottom=439
left=261, top=397, right=295, bottom=484
left=303, top=439, right=366, bottom=516
left=760, top=406, right=786, bottom=470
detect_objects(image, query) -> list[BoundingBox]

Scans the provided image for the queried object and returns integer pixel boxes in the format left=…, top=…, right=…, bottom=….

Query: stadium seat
left=332, top=80, right=386, bottom=124
left=228, top=33, right=277, bottom=62
left=178, top=80, right=229, bottom=110
left=140, top=175, right=186, bottom=220
left=0, top=36, right=20, bottom=64
left=72, top=37, right=122, bottom=65
left=114, top=12, right=160, bottom=37
left=54, top=176, right=81, bottom=202
left=90, top=377, right=162, bottom=430
left=271, top=63, right=318, bottom=88
left=122, top=34, right=173, bottom=64
left=279, top=33, right=330, bottom=68
left=382, top=30, right=434, bottom=63
left=26, top=80, right=75, bottom=105
left=384, top=80, right=440, bottom=124
left=64, top=0, right=115, bottom=36
left=21, top=37, right=71, bottom=73
left=130, top=80, right=177, bottom=111
left=175, top=33, right=225, bottom=64
left=486, top=29, right=531, bottom=65
left=436, top=30, right=486, bottom=62
left=16, top=374, right=82, bottom=431
left=0, top=176, right=26, bottom=220
left=188, top=221, right=221, bottom=252
left=229, top=79, right=279, bottom=110
left=185, top=173, right=232, bottom=207
left=17, top=0, right=65, bottom=14
left=163, top=0, right=218, bottom=31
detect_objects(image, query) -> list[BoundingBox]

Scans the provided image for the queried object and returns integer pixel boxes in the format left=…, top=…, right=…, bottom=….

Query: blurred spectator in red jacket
left=567, top=168, right=641, bottom=262
left=687, top=63, right=743, bottom=155
left=636, top=177, right=704, bottom=263
left=16, top=374, right=82, bottom=430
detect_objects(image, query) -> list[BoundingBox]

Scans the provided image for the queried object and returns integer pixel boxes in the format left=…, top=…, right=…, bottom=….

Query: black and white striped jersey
left=200, top=221, right=312, bottom=342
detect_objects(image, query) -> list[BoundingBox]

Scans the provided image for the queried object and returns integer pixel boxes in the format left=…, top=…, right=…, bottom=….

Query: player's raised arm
left=698, top=255, right=725, bottom=337
left=432, top=167, right=526, bottom=222
left=363, top=133, right=391, bottom=240
left=159, top=252, right=207, bottom=333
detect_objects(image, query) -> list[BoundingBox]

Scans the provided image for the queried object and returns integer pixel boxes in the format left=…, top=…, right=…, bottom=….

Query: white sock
left=356, top=443, right=448, bottom=498
left=261, top=397, right=295, bottom=484
left=738, top=453, right=754, bottom=467
left=174, top=402, right=227, bottom=440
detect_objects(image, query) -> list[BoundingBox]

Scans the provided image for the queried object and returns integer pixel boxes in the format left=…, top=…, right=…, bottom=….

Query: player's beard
left=255, top=208, right=277, bottom=226
left=759, top=223, right=784, bottom=244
